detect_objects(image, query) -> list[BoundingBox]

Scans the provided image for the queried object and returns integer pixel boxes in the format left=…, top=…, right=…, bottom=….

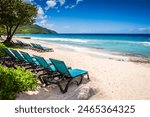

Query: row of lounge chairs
left=1, top=48, right=90, bottom=93
left=14, top=40, right=53, bottom=52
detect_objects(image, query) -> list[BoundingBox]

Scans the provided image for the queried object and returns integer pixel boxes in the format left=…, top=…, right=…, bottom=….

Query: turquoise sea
left=16, top=34, right=150, bottom=57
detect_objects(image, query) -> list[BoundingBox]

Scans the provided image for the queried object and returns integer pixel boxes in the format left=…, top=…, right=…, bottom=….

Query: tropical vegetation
left=0, top=64, right=38, bottom=100
left=16, top=24, right=57, bottom=34
left=0, top=0, right=37, bottom=43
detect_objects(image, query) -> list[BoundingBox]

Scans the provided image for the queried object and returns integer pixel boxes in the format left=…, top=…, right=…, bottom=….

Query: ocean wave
left=31, top=37, right=89, bottom=43
left=102, top=40, right=150, bottom=47
left=141, top=42, right=150, bottom=47
left=62, top=45, right=89, bottom=51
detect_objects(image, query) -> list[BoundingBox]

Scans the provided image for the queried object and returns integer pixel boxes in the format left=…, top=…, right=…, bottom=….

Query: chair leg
left=78, top=75, right=83, bottom=85
left=63, top=78, right=73, bottom=93
left=57, top=83, right=66, bottom=93
left=39, top=76, right=45, bottom=84
left=87, top=73, right=90, bottom=80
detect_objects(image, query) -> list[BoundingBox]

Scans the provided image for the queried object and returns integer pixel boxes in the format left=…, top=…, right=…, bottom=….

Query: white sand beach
left=15, top=37, right=150, bottom=100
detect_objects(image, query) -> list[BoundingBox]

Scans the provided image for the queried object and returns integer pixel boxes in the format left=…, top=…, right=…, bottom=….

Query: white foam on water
left=141, top=42, right=150, bottom=47
left=62, top=45, right=89, bottom=52
left=31, top=37, right=90, bottom=43
left=61, top=44, right=129, bottom=61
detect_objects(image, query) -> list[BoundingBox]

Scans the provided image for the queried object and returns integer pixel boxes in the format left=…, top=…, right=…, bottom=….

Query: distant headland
left=16, top=24, right=57, bottom=34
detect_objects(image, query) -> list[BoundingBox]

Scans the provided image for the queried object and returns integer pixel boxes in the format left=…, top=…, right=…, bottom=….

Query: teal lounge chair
left=31, top=43, right=43, bottom=52
left=50, top=58, right=89, bottom=79
left=2, top=48, right=22, bottom=67
left=33, top=56, right=57, bottom=71
left=34, top=56, right=71, bottom=71
left=14, top=40, right=22, bottom=45
left=48, top=58, right=89, bottom=93
left=10, top=49, right=26, bottom=61
left=31, top=43, right=39, bottom=49
left=19, top=51, right=40, bottom=66
left=16, top=40, right=30, bottom=46
left=20, top=51, right=52, bottom=67
left=36, top=44, right=53, bottom=51
left=2, top=48, right=16, bottom=59
left=10, top=49, right=32, bottom=67
left=13, top=41, right=21, bottom=45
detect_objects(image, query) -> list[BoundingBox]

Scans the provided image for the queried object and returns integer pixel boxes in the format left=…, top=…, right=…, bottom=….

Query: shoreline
left=17, top=37, right=150, bottom=63
left=13, top=37, right=150, bottom=100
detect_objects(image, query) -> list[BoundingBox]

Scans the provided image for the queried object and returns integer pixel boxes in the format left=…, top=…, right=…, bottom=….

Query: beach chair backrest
left=50, top=59, right=70, bottom=75
left=2, top=48, right=15, bottom=58
left=10, top=49, right=24, bottom=61
left=20, top=51, right=34, bottom=64
left=34, top=56, right=49, bottom=68
left=36, top=44, right=43, bottom=48
left=35, top=44, right=43, bottom=49
left=31, top=43, right=38, bottom=48
left=16, top=40, right=23, bottom=45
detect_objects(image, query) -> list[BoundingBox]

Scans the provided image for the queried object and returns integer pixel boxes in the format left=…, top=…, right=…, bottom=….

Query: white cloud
left=58, top=0, right=65, bottom=5
left=76, top=0, right=84, bottom=4
left=38, top=7, right=44, bottom=16
left=45, top=0, right=66, bottom=10
left=65, top=5, right=76, bottom=9
left=130, top=27, right=150, bottom=33
left=40, top=20, right=47, bottom=25
left=45, top=0, right=57, bottom=10
left=36, top=6, right=54, bottom=29
left=38, top=21, right=54, bottom=29
left=65, top=0, right=84, bottom=9
left=137, top=27, right=150, bottom=32
left=37, top=6, right=47, bottom=20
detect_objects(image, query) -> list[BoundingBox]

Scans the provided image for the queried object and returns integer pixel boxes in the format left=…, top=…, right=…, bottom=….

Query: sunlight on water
left=16, top=34, right=150, bottom=57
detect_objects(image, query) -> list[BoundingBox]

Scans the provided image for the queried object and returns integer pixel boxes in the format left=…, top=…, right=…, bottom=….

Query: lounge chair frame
left=48, top=58, right=90, bottom=93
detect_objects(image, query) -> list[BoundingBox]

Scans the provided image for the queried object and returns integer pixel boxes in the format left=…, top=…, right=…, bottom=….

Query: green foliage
left=0, top=42, right=21, bottom=56
left=3, top=42, right=18, bottom=48
left=0, top=0, right=37, bottom=42
left=16, top=24, right=57, bottom=34
left=0, top=42, right=7, bottom=57
left=0, top=65, right=38, bottom=100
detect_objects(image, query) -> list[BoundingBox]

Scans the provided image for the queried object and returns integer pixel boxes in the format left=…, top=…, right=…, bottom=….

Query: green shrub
left=3, top=41, right=18, bottom=48
left=0, top=64, right=38, bottom=100
left=0, top=42, right=7, bottom=57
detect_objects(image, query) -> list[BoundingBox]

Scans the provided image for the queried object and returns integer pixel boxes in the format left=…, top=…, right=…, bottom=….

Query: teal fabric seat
left=10, top=49, right=26, bottom=61
left=2, top=48, right=25, bottom=66
left=31, top=43, right=53, bottom=51
left=34, top=56, right=57, bottom=71
left=31, top=43, right=52, bottom=51
left=20, top=51, right=39, bottom=65
left=69, top=69, right=88, bottom=77
left=31, top=43, right=39, bottom=49
left=48, top=65, right=56, bottom=71
left=16, top=40, right=30, bottom=46
left=32, top=57, right=52, bottom=64
left=49, top=58, right=90, bottom=93
left=50, top=58, right=88, bottom=78
left=2, top=48, right=16, bottom=58
left=34, top=56, right=71, bottom=72
left=14, top=41, right=21, bottom=45
left=19, top=51, right=52, bottom=66
left=15, top=41, right=23, bottom=45
left=42, top=46, right=50, bottom=50
left=36, top=44, right=52, bottom=50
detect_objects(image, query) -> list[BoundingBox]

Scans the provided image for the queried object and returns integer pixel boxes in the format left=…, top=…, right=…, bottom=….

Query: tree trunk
left=3, top=36, right=12, bottom=43
left=3, top=24, right=20, bottom=44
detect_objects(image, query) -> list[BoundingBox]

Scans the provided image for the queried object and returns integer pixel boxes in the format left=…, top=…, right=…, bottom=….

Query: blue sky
left=24, top=0, right=150, bottom=33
